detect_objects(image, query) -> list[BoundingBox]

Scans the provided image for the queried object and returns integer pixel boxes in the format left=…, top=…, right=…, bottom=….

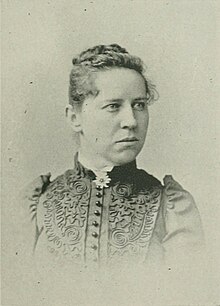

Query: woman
left=24, top=44, right=204, bottom=269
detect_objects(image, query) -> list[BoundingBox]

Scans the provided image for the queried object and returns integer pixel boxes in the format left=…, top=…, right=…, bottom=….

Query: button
left=96, top=192, right=102, bottom=198
left=92, top=221, right=99, bottom=227
left=96, top=185, right=102, bottom=191
left=91, top=244, right=98, bottom=250
left=95, top=201, right=102, bottom=207
left=94, top=210, right=100, bottom=216
left=92, top=232, right=98, bottom=238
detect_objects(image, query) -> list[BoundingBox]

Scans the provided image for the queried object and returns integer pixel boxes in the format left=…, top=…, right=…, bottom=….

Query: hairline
left=69, top=66, right=149, bottom=110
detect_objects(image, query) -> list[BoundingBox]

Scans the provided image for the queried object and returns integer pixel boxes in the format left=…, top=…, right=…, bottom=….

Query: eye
left=132, top=102, right=146, bottom=111
left=105, top=103, right=120, bottom=112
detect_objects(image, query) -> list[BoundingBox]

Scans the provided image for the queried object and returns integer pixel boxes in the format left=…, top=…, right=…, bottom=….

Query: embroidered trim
left=42, top=172, right=90, bottom=261
left=108, top=185, right=161, bottom=262
left=38, top=160, right=162, bottom=264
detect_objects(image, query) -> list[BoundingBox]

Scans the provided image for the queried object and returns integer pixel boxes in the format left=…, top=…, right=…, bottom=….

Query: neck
left=78, top=150, right=114, bottom=171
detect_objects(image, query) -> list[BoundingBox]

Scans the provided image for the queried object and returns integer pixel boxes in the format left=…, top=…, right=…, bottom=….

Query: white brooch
left=94, top=172, right=111, bottom=188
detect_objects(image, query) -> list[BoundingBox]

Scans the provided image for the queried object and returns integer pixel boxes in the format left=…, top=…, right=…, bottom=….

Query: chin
left=110, top=150, right=140, bottom=166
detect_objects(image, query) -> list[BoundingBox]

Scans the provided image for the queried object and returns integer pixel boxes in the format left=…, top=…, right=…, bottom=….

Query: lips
left=116, top=137, right=139, bottom=143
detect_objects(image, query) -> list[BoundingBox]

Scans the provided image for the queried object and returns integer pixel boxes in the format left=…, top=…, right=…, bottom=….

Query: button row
left=88, top=185, right=104, bottom=255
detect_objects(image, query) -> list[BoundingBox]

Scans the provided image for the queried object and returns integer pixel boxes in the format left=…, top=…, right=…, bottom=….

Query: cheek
left=82, top=119, right=111, bottom=142
left=139, top=115, right=149, bottom=131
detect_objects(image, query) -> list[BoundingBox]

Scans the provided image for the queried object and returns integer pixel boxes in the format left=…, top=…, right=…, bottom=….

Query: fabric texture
left=23, top=155, right=204, bottom=268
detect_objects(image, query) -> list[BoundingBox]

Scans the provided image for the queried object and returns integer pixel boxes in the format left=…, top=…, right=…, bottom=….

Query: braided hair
left=69, top=44, right=156, bottom=108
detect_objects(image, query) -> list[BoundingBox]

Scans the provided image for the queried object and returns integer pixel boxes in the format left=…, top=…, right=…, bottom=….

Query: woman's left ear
left=65, top=105, right=82, bottom=132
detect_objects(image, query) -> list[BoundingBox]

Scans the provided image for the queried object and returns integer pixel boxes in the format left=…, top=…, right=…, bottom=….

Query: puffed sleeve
left=161, top=175, right=205, bottom=266
left=19, top=173, right=51, bottom=253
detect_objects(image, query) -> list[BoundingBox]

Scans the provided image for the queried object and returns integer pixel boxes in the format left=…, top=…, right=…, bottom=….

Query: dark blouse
left=25, top=155, right=204, bottom=269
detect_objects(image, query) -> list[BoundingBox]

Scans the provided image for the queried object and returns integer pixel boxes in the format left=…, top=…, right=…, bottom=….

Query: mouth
left=116, top=137, right=139, bottom=143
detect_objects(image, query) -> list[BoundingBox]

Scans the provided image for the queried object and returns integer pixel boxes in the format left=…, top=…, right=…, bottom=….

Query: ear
left=65, top=105, right=82, bottom=133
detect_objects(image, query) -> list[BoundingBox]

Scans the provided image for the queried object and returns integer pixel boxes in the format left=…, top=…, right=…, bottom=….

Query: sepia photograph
left=2, top=1, right=220, bottom=305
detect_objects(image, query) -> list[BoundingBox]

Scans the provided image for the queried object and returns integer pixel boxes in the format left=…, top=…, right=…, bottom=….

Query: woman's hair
left=69, top=44, right=157, bottom=108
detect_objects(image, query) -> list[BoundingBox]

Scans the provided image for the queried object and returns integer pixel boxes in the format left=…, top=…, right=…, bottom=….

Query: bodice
left=34, top=157, right=163, bottom=266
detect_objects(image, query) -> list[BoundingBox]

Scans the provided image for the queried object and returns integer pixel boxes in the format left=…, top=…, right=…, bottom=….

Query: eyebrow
left=103, top=97, right=148, bottom=103
left=133, top=97, right=149, bottom=101
left=103, top=99, right=124, bottom=103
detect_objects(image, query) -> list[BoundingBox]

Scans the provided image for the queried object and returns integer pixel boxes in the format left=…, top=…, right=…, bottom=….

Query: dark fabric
left=74, top=153, right=161, bottom=189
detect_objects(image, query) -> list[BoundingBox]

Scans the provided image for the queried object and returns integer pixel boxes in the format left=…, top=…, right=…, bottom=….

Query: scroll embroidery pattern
left=108, top=184, right=161, bottom=262
left=42, top=171, right=90, bottom=261
left=39, top=165, right=162, bottom=264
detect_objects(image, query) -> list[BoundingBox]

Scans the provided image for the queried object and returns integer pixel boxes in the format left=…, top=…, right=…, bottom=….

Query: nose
left=120, top=105, right=137, bottom=129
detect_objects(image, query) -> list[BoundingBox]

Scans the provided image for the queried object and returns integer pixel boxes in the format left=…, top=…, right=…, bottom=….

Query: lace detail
left=42, top=171, right=90, bottom=261
left=108, top=184, right=161, bottom=262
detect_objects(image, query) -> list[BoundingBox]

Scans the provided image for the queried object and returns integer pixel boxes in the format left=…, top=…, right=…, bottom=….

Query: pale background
left=2, top=0, right=220, bottom=305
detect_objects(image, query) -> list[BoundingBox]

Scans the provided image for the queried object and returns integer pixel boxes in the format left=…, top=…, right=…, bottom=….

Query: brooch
left=94, top=172, right=111, bottom=188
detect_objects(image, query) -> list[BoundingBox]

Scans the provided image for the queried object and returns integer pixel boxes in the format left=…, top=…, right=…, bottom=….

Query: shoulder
left=160, top=175, right=204, bottom=246
left=21, top=170, right=76, bottom=212
left=161, top=175, right=198, bottom=212
left=136, top=171, right=203, bottom=235
left=38, top=169, right=79, bottom=199
left=30, top=170, right=79, bottom=229
left=137, top=171, right=198, bottom=209
left=136, top=168, right=162, bottom=189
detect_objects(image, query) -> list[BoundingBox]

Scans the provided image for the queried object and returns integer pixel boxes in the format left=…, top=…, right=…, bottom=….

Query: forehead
left=94, top=68, right=147, bottom=99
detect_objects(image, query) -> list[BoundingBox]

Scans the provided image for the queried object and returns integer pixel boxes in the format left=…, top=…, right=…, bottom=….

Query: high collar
left=78, top=151, right=114, bottom=174
left=74, top=152, right=138, bottom=185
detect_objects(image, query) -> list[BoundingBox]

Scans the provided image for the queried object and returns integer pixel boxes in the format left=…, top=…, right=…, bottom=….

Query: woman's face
left=74, top=68, right=149, bottom=167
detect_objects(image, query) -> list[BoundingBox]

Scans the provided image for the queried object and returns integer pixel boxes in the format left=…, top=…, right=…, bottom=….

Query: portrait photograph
left=1, top=1, right=220, bottom=305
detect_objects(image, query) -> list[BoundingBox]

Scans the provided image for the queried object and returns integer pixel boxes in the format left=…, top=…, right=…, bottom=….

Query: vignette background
left=2, top=0, right=220, bottom=305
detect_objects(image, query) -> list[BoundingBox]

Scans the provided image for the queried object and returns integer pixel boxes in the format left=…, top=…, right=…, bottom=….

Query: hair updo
left=69, top=44, right=157, bottom=108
